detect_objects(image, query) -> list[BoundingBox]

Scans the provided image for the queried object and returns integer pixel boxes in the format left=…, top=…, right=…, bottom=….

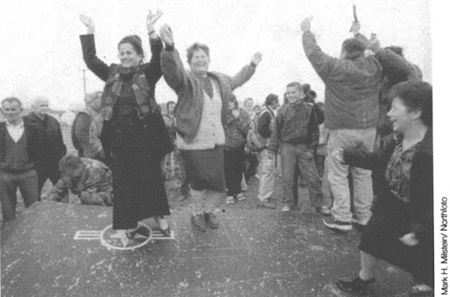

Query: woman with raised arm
left=79, top=10, right=173, bottom=245
left=159, top=24, right=262, bottom=232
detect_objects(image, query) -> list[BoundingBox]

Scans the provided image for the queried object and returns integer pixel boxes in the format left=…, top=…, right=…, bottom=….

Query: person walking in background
left=24, top=96, right=67, bottom=199
left=45, top=155, right=113, bottom=206
left=268, top=82, right=330, bottom=215
left=255, top=94, right=279, bottom=209
left=160, top=24, right=262, bottom=232
left=79, top=10, right=172, bottom=243
left=301, top=17, right=382, bottom=231
left=336, top=81, right=433, bottom=296
left=0, top=97, right=46, bottom=223
left=224, top=95, right=251, bottom=205
left=71, top=91, right=102, bottom=158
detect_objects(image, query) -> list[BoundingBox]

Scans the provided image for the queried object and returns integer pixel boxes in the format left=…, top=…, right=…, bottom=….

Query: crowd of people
left=0, top=10, right=433, bottom=296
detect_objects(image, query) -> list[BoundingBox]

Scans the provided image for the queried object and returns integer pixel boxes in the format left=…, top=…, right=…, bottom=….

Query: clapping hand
left=146, top=9, right=163, bottom=33
left=232, top=109, right=240, bottom=118
left=251, top=52, right=262, bottom=65
left=159, top=24, right=174, bottom=47
left=79, top=14, right=95, bottom=34
left=399, top=233, right=419, bottom=247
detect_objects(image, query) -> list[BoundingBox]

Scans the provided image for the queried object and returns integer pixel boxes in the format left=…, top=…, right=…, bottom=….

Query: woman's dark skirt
left=180, top=146, right=226, bottom=192
left=359, top=199, right=434, bottom=286
left=111, top=148, right=170, bottom=230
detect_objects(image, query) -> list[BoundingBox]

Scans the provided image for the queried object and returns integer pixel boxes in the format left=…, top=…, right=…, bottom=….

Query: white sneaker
left=226, top=196, right=235, bottom=205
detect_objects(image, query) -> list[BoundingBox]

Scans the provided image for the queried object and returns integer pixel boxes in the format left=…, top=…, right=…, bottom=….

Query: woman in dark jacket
left=336, top=81, right=433, bottom=296
left=224, top=96, right=251, bottom=204
left=79, top=11, right=172, bottom=244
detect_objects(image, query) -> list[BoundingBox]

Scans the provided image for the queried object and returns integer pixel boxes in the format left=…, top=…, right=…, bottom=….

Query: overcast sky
left=0, top=0, right=434, bottom=110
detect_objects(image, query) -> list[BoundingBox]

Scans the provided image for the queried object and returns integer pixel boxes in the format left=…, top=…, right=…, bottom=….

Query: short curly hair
left=186, top=42, right=210, bottom=64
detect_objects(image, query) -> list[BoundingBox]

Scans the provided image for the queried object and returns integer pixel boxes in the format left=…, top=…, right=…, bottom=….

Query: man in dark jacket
left=24, top=97, right=67, bottom=199
left=0, top=97, right=46, bottom=223
left=268, top=82, right=329, bottom=215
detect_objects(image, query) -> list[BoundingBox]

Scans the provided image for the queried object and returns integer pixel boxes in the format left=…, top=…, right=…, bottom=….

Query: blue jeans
left=0, top=169, right=38, bottom=222
left=280, top=143, right=324, bottom=208
left=327, top=128, right=376, bottom=224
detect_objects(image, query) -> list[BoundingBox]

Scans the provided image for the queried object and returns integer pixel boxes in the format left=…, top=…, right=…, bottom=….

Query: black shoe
left=204, top=212, right=219, bottom=229
left=191, top=214, right=206, bottom=232
left=337, top=277, right=375, bottom=295
left=257, top=200, right=276, bottom=209
left=323, top=217, right=352, bottom=232
left=127, top=225, right=150, bottom=238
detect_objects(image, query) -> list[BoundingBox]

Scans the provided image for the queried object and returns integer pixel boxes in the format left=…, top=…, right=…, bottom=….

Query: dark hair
left=385, top=46, right=404, bottom=57
left=388, top=81, right=432, bottom=127
left=229, top=94, right=238, bottom=108
left=118, top=35, right=144, bottom=57
left=302, top=83, right=311, bottom=94
left=286, top=81, right=303, bottom=92
left=265, top=93, right=279, bottom=106
left=341, top=38, right=366, bottom=59
left=186, top=42, right=210, bottom=64
left=58, top=155, right=83, bottom=174
left=1, top=97, right=22, bottom=109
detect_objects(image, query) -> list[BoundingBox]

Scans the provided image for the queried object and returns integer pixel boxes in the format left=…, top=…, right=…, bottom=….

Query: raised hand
left=146, top=9, right=163, bottom=33
left=350, top=20, right=360, bottom=35
left=251, top=52, right=262, bottom=65
left=79, top=14, right=95, bottom=34
left=159, top=24, right=174, bottom=47
left=300, top=16, right=313, bottom=33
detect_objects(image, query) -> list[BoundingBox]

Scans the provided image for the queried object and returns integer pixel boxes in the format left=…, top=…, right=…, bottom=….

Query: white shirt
left=6, top=120, right=25, bottom=143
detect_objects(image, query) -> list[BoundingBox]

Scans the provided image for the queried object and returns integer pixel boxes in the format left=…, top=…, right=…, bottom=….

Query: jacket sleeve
left=375, top=49, right=414, bottom=85
left=89, top=116, right=103, bottom=155
left=343, top=144, right=378, bottom=171
left=47, top=178, right=69, bottom=201
left=267, top=112, right=282, bottom=153
left=227, top=64, right=257, bottom=91
left=257, top=110, right=272, bottom=138
left=75, top=113, right=91, bottom=155
left=307, top=108, right=319, bottom=151
left=161, top=47, right=189, bottom=95
left=144, top=35, right=163, bottom=87
left=80, top=34, right=110, bottom=82
left=409, top=152, right=433, bottom=241
left=302, top=31, right=338, bottom=82
left=55, top=121, right=67, bottom=159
